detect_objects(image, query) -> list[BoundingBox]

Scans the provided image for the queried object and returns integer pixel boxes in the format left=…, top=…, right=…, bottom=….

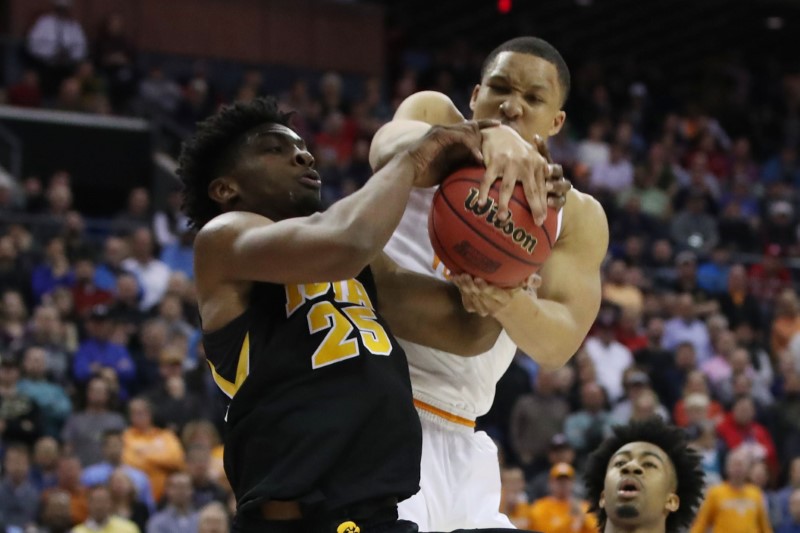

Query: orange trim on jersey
left=413, top=399, right=476, bottom=428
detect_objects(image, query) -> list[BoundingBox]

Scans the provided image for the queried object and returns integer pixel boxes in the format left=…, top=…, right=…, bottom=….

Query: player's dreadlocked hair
left=584, top=417, right=705, bottom=532
left=178, top=96, right=292, bottom=229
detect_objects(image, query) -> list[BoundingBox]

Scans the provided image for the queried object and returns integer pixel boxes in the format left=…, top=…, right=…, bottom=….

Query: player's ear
left=599, top=490, right=606, bottom=510
left=548, top=110, right=566, bottom=137
left=665, top=493, right=679, bottom=513
left=208, top=176, right=240, bottom=206
left=469, top=84, right=481, bottom=112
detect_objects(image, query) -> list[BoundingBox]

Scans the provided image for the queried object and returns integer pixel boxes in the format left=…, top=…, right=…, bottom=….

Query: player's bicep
left=537, top=197, right=608, bottom=333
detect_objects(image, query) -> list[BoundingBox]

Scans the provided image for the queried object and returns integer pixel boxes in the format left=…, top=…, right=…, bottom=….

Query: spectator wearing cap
left=72, top=305, right=136, bottom=399
left=584, top=307, right=633, bottom=402
left=772, top=290, right=800, bottom=359
left=527, top=434, right=577, bottom=501
left=510, top=370, right=570, bottom=478
left=563, top=382, right=612, bottom=457
left=610, top=368, right=670, bottom=425
left=663, top=292, right=712, bottom=363
left=527, top=463, right=597, bottom=533
left=62, top=377, right=127, bottom=467
left=0, top=444, right=40, bottom=529
left=17, top=345, right=71, bottom=437
left=143, top=346, right=203, bottom=434
left=0, top=353, right=43, bottom=446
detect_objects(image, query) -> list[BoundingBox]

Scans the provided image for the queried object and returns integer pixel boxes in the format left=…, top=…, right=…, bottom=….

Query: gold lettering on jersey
left=285, top=280, right=375, bottom=318
left=464, top=187, right=538, bottom=254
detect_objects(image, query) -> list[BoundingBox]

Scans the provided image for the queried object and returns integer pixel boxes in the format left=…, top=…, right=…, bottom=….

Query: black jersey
left=202, top=268, right=421, bottom=516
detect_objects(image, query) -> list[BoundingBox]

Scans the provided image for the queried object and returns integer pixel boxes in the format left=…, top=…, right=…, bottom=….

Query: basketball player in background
left=584, top=418, right=705, bottom=533
left=368, top=37, right=608, bottom=529
left=180, top=96, right=513, bottom=532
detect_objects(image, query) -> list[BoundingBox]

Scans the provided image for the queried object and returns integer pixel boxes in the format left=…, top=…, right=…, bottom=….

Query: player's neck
left=605, top=522, right=666, bottom=533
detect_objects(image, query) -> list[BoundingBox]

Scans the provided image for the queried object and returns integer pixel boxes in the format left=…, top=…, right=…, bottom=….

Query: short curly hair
left=584, top=417, right=705, bottom=532
left=177, top=96, right=292, bottom=229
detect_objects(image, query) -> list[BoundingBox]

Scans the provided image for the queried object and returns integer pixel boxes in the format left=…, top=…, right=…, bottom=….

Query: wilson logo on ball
left=463, top=187, right=538, bottom=254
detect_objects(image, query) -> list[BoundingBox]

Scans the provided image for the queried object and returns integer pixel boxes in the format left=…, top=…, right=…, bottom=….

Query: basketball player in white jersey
left=368, top=37, right=609, bottom=530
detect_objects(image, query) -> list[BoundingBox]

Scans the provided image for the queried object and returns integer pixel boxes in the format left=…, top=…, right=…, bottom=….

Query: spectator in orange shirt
left=121, top=396, right=185, bottom=503
left=528, top=462, right=597, bottom=533
left=690, top=448, right=773, bottom=533
left=771, top=289, right=800, bottom=359
left=41, top=455, right=88, bottom=525
left=499, top=466, right=530, bottom=528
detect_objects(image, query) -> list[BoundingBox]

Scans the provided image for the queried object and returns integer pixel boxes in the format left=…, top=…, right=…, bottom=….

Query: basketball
left=428, top=166, right=560, bottom=287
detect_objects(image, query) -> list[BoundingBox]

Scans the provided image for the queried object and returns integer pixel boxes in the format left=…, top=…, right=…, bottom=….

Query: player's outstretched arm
left=195, top=121, right=490, bottom=287
left=370, top=253, right=504, bottom=356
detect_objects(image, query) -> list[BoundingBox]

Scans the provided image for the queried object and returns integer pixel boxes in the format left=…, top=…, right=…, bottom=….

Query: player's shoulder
left=394, top=91, right=464, bottom=125
left=195, top=211, right=274, bottom=263
left=560, top=188, right=608, bottom=240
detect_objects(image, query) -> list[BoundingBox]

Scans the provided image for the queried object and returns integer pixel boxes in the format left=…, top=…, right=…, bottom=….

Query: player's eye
left=644, top=462, right=657, bottom=469
left=614, top=460, right=626, bottom=468
left=525, top=95, right=542, bottom=104
left=488, top=84, right=509, bottom=94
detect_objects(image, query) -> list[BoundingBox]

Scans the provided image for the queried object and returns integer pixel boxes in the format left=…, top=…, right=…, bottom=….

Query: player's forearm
left=495, top=293, right=586, bottom=370
left=321, top=153, right=419, bottom=270
left=369, top=120, right=432, bottom=172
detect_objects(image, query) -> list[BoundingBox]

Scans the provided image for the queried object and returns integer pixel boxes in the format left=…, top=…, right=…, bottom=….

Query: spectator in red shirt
left=717, top=395, right=779, bottom=478
left=749, top=244, right=793, bottom=310
left=71, top=255, right=113, bottom=319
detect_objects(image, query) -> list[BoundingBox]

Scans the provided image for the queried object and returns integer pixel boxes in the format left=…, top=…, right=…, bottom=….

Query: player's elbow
left=453, top=316, right=503, bottom=356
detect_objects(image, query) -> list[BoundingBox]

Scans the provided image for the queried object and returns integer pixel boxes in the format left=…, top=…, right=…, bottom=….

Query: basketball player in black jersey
left=179, top=97, right=517, bottom=533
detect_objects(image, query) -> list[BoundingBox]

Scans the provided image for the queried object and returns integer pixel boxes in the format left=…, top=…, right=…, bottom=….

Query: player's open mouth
left=617, top=478, right=642, bottom=499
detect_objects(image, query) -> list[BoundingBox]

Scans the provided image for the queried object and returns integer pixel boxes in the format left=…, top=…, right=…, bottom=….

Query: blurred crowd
left=1, top=1, right=800, bottom=532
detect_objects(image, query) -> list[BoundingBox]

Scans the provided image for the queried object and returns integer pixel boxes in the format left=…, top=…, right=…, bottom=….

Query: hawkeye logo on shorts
left=337, top=521, right=360, bottom=533
left=464, top=187, right=538, bottom=254
left=285, top=280, right=392, bottom=369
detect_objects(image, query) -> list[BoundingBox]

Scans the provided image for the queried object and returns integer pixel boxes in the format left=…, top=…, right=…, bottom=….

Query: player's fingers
left=475, top=119, right=502, bottom=130
left=479, top=158, right=503, bottom=207
left=529, top=162, right=547, bottom=226
left=545, top=164, right=564, bottom=193
left=534, top=135, right=553, bottom=163
left=526, top=273, right=543, bottom=290
left=496, top=171, right=517, bottom=220
left=548, top=193, right=568, bottom=209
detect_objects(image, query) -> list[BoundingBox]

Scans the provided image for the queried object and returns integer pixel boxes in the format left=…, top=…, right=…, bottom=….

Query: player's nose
left=500, top=97, right=522, bottom=119
left=295, top=148, right=315, bottom=168
left=620, top=461, right=644, bottom=475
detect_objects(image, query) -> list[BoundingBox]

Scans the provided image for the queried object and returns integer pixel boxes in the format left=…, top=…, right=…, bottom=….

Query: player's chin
left=294, top=189, right=323, bottom=216
left=612, top=502, right=642, bottom=522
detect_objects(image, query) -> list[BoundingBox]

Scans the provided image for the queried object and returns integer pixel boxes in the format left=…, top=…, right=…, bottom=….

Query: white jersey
left=385, top=187, right=564, bottom=421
